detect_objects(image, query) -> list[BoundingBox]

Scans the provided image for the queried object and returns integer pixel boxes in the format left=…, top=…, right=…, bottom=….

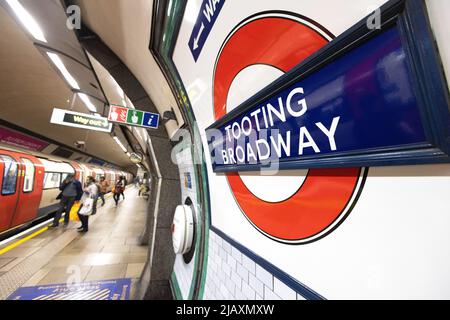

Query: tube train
left=0, top=145, right=133, bottom=236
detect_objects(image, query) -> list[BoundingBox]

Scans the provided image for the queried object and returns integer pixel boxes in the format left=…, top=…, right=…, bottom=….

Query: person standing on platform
left=91, top=179, right=101, bottom=216
left=77, top=176, right=98, bottom=233
left=50, top=174, right=82, bottom=228
left=113, top=176, right=125, bottom=206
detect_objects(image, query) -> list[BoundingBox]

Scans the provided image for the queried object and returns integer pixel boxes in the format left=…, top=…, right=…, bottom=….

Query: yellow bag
left=69, top=202, right=81, bottom=221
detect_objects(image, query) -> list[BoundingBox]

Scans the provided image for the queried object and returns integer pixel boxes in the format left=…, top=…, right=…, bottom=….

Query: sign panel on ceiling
left=108, top=105, right=159, bottom=130
left=50, top=108, right=112, bottom=133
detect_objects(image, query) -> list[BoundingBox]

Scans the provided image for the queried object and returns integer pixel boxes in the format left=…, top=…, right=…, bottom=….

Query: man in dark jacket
left=50, top=174, right=83, bottom=228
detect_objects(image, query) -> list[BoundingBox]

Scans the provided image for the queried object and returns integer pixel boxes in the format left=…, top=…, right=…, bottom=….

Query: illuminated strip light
left=116, top=86, right=126, bottom=107
left=126, top=152, right=131, bottom=157
left=113, top=136, right=127, bottom=152
left=6, top=0, right=47, bottom=43
left=78, top=93, right=97, bottom=112
left=125, top=96, right=135, bottom=109
left=47, top=52, right=80, bottom=90
left=116, top=85, right=124, bottom=98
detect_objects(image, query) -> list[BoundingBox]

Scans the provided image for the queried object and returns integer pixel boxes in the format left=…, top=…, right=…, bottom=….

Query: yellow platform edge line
left=0, top=226, right=48, bottom=255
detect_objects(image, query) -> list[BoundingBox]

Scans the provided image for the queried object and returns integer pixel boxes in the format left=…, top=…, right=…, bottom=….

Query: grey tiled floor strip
left=0, top=187, right=147, bottom=300
left=0, top=229, right=80, bottom=299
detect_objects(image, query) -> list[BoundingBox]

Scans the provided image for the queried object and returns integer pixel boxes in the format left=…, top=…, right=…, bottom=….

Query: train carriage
left=0, top=149, right=44, bottom=233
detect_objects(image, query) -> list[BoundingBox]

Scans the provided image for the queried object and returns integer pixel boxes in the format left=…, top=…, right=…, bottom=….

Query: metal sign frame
left=206, top=0, right=450, bottom=172
left=107, top=105, right=160, bottom=130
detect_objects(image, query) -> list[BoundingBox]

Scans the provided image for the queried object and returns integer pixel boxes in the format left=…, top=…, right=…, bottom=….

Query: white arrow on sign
left=193, top=23, right=205, bottom=50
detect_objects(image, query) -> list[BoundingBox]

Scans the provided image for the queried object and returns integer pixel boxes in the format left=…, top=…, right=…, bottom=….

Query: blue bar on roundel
left=210, top=26, right=429, bottom=171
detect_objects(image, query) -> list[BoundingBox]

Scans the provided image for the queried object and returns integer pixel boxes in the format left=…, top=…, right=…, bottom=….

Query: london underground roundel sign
left=213, top=11, right=368, bottom=244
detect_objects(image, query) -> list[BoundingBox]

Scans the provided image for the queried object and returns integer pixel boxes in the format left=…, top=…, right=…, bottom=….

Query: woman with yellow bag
left=76, top=176, right=99, bottom=233
left=69, top=202, right=81, bottom=222
left=113, top=176, right=125, bottom=206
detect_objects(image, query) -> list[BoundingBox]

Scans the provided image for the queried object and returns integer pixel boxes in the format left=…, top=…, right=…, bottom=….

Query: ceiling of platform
left=72, top=0, right=184, bottom=137
left=0, top=0, right=143, bottom=168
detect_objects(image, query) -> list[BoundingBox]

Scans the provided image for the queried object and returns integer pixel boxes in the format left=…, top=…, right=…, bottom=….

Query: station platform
left=0, top=187, right=148, bottom=300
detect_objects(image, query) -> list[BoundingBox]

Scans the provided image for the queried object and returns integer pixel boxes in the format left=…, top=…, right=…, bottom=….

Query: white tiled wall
left=203, top=230, right=306, bottom=300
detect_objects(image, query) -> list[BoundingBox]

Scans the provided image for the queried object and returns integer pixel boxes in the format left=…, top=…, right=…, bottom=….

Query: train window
left=21, top=158, right=35, bottom=192
left=61, top=173, right=69, bottom=183
left=1, top=155, right=18, bottom=196
left=43, top=172, right=61, bottom=189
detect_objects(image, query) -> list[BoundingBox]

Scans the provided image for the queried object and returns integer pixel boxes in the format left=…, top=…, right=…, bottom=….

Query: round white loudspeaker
left=172, top=205, right=194, bottom=255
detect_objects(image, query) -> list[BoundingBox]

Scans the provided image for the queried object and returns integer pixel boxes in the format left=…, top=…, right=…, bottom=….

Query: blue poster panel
left=207, top=0, right=450, bottom=172
left=7, top=278, right=132, bottom=300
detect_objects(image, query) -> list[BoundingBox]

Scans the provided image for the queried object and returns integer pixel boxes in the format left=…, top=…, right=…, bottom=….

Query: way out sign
left=50, top=108, right=112, bottom=133
left=108, top=105, right=159, bottom=129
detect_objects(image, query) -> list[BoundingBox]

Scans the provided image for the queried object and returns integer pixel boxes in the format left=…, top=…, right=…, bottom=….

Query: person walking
left=133, top=176, right=140, bottom=188
left=77, top=176, right=98, bottom=233
left=97, top=176, right=109, bottom=207
left=113, top=176, right=125, bottom=206
left=120, top=176, right=126, bottom=200
left=50, top=174, right=82, bottom=228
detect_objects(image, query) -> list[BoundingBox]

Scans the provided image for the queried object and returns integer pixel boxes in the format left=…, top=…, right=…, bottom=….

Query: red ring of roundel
left=212, top=12, right=363, bottom=243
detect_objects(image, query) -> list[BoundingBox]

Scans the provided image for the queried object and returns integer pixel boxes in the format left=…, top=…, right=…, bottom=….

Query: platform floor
left=0, top=186, right=149, bottom=300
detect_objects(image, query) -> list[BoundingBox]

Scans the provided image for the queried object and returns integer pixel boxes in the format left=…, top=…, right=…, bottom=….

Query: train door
left=0, top=153, right=20, bottom=233
left=110, top=171, right=116, bottom=189
left=79, top=164, right=91, bottom=185
left=10, top=156, right=45, bottom=227
left=70, top=161, right=84, bottom=182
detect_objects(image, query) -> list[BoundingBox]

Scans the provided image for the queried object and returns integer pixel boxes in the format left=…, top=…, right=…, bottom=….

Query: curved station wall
left=161, top=0, right=450, bottom=300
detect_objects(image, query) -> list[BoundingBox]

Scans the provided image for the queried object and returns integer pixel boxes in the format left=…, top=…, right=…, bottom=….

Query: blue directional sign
left=188, top=0, right=225, bottom=62
left=206, top=9, right=450, bottom=173
left=7, top=278, right=132, bottom=300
